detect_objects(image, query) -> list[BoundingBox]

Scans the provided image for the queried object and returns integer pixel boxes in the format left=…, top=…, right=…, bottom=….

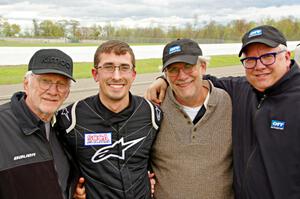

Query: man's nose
left=255, top=59, right=267, bottom=70
left=111, top=67, right=121, bottom=79
left=177, top=68, right=189, bottom=79
left=47, top=83, right=59, bottom=94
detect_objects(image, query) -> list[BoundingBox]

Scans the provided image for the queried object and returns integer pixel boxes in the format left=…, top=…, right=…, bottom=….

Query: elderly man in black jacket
left=0, top=49, right=85, bottom=199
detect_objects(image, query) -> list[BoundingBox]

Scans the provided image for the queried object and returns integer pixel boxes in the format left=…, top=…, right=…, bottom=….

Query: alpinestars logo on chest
left=91, top=137, right=146, bottom=163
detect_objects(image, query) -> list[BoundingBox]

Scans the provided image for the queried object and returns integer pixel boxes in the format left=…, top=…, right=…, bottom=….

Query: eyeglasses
left=37, top=78, right=70, bottom=93
left=95, top=63, right=133, bottom=73
left=165, top=64, right=196, bottom=77
left=240, top=50, right=286, bottom=69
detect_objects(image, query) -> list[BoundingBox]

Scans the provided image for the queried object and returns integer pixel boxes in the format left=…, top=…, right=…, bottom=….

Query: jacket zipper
left=257, top=94, right=267, bottom=109
left=37, top=127, right=65, bottom=199
left=242, top=94, right=267, bottom=198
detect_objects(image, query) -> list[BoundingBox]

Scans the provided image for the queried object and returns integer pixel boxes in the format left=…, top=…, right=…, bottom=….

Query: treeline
left=1, top=16, right=300, bottom=43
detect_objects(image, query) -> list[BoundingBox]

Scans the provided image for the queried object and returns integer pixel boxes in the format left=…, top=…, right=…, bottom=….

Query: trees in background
left=0, top=17, right=20, bottom=37
left=1, top=16, right=300, bottom=43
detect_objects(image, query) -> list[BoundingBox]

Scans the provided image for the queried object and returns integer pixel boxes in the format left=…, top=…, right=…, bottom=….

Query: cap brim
left=238, top=38, right=279, bottom=57
left=32, top=69, right=76, bottom=82
left=162, top=55, right=198, bottom=71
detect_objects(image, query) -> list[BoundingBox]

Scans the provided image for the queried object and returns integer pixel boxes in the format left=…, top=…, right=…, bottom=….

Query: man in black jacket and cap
left=0, top=49, right=85, bottom=199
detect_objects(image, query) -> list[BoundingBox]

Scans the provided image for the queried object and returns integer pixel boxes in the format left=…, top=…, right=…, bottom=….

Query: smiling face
left=243, top=43, right=291, bottom=92
left=92, top=52, right=136, bottom=110
left=165, top=60, right=206, bottom=106
left=24, top=73, right=70, bottom=122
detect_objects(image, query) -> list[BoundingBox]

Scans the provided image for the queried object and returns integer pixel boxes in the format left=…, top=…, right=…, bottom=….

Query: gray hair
left=24, top=71, right=34, bottom=84
left=197, top=56, right=210, bottom=65
left=278, top=44, right=288, bottom=51
left=295, top=44, right=300, bottom=65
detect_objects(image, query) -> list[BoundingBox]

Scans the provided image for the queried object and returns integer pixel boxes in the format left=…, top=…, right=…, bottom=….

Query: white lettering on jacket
left=13, top=153, right=36, bottom=161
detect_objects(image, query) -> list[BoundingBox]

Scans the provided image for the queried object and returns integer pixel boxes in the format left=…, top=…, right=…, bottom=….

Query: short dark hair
left=94, top=40, right=135, bottom=68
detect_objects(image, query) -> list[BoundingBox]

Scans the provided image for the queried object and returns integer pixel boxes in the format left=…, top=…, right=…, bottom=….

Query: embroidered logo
left=271, top=120, right=285, bottom=130
left=168, top=45, right=181, bottom=55
left=85, top=132, right=112, bottom=146
left=60, top=108, right=70, bottom=121
left=42, top=56, right=71, bottom=69
left=155, top=106, right=161, bottom=121
left=248, top=29, right=262, bottom=38
left=91, top=137, right=146, bottom=163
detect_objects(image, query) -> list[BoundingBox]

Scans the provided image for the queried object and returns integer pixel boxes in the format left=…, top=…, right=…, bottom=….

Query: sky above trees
left=1, top=0, right=300, bottom=30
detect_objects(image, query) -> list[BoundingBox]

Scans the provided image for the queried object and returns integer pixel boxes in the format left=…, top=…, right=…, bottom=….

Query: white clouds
left=212, top=5, right=300, bottom=23
left=1, top=0, right=300, bottom=30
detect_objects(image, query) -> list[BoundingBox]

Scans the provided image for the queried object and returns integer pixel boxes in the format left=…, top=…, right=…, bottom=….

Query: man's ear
left=284, top=51, right=292, bottom=68
left=92, top=68, right=99, bottom=82
left=132, top=69, right=137, bottom=80
left=285, top=50, right=291, bottom=60
left=200, top=62, right=207, bottom=75
left=23, top=77, right=29, bottom=94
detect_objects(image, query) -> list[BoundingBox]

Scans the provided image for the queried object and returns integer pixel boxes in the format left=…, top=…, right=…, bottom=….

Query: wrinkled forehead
left=242, top=43, right=279, bottom=56
left=33, top=73, right=70, bottom=82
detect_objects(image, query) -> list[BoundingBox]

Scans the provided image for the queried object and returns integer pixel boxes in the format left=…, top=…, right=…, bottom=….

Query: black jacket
left=0, top=92, right=78, bottom=199
left=207, top=61, right=300, bottom=199
left=57, top=94, right=162, bottom=199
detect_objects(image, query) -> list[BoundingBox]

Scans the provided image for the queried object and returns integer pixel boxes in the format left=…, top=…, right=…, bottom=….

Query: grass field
left=0, top=39, right=295, bottom=85
left=0, top=55, right=242, bottom=85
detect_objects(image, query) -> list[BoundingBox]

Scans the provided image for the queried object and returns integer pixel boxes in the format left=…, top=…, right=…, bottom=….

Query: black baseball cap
left=28, top=49, right=75, bottom=81
left=239, top=25, right=287, bottom=57
left=162, top=38, right=202, bottom=71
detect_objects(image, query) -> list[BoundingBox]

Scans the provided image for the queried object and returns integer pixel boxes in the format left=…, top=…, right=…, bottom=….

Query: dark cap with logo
left=239, top=25, right=287, bottom=57
left=28, top=49, right=75, bottom=81
left=162, top=38, right=202, bottom=71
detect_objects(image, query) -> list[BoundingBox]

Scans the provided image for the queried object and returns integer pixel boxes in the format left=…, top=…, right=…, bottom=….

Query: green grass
left=0, top=55, right=242, bottom=85
left=209, top=54, right=240, bottom=67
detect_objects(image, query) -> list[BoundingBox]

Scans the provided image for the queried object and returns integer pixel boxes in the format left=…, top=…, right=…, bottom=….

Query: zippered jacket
left=0, top=92, right=78, bottom=199
left=207, top=60, right=300, bottom=199
left=57, top=94, right=162, bottom=199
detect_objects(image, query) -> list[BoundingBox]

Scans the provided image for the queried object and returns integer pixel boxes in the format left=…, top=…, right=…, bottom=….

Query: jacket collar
left=10, top=92, right=56, bottom=136
left=93, top=92, right=136, bottom=125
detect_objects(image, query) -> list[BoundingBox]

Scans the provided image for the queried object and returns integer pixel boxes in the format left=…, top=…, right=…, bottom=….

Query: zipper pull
left=257, top=94, right=267, bottom=109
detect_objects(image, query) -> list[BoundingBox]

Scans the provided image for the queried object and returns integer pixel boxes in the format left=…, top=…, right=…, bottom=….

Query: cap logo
left=42, top=56, right=71, bottom=69
left=168, top=45, right=181, bottom=55
left=249, top=29, right=262, bottom=38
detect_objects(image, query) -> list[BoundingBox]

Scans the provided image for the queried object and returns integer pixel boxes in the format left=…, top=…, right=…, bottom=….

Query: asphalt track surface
left=0, top=65, right=245, bottom=105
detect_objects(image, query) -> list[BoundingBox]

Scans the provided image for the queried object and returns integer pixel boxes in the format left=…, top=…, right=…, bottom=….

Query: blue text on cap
left=249, top=29, right=262, bottom=38
left=169, top=45, right=181, bottom=55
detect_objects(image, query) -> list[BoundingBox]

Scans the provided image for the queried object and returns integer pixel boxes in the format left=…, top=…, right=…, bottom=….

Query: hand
left=148, top=172, right=156, bottom=198
left=144, top=77, right=168, bottom=105
left=73, top=177, right=86, bottom=199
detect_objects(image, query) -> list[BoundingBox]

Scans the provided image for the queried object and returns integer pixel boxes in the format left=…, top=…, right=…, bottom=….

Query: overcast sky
left=1, top=0, right=300, bottom=30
